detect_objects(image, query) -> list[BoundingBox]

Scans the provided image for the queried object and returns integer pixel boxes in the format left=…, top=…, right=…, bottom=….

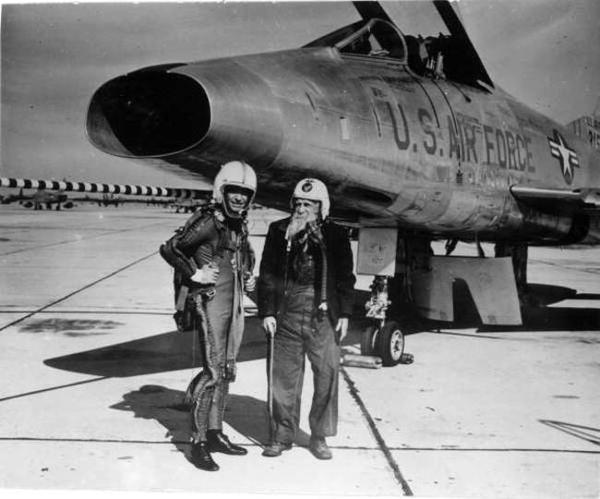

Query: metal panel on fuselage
left=357, top=64, right=458, bottom=228
left=230, top=48, right=529, bottom=233
left=436, top=82, right=527, bottom=234
left=234, top=49, right=410, bottom=216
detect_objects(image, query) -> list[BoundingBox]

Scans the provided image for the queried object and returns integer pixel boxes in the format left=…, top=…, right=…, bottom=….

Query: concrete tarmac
left=0, top=205, right=599, bottom=497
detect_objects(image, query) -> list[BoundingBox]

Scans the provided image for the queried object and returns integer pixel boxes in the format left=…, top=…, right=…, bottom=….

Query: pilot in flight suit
left=160, top=161, right=257, bottom=471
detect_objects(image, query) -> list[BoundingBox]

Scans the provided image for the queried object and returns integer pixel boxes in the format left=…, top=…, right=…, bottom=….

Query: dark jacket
left=159, top=206, right=254, bottom=289
left=257, top=217, right=356, bottom=324
left=160, top=205, right=255, bottom=333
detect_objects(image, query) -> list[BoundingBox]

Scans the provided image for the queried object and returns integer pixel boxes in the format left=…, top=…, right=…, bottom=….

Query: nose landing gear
left=361, top=275, right=406, bottom=366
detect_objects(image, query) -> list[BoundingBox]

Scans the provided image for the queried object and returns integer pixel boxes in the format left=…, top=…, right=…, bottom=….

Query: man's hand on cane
left=244, top=273, right=256, bottom=293
left=336, top=317, right=349, bottom=342
left=263, top=316, right=277, bottom=337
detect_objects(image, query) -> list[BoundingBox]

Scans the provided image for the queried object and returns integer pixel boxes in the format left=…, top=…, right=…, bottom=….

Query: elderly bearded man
left=258, top=178, right=356, bottom=460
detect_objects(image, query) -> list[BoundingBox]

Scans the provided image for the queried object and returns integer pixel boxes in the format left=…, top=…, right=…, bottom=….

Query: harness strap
left=175, top=284, right=189, bottom=312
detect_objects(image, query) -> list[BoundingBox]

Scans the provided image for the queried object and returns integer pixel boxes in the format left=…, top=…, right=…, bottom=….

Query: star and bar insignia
left=547, top=129, right=580, bottom=185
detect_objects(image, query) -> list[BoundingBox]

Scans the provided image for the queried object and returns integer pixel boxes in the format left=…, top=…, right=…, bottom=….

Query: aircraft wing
left=511, top=186, right=600, bottom=212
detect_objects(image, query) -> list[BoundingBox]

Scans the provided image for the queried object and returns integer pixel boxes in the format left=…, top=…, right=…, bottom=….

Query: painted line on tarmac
left=341, top=367, right=413, bottom=496
left=0, top=252, right=157, bottom=333
left=0, top=376, right=109, bottom=403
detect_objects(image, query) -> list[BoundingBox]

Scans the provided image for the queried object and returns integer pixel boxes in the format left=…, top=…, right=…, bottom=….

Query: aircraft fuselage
left=87, top=46, right=600, bottom=244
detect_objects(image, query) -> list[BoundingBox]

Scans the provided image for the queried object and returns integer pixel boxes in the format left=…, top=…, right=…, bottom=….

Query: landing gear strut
left=362, top=275, right=405, bottom=366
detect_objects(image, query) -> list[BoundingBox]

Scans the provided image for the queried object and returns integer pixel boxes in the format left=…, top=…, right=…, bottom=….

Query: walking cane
left=266, top=329, right=274, bottom=436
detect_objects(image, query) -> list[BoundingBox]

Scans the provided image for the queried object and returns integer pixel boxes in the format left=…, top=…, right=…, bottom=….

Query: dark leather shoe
left=190, top=441, right=219, bottom=471
left=262, top=441, right=292, bottom=457
left=309, top=436, right=332, bottom=460
left=207, top=430, right=248, bottom=455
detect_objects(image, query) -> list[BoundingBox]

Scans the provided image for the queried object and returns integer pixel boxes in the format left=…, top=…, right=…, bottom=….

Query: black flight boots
left=190, top=441, right=219, bottom=471
left=207, top=429, right=248, bottom=455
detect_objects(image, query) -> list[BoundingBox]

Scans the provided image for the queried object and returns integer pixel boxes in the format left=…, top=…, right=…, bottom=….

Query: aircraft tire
left=360, top=325, right=379, bottom=356
left=375, top=321, right=404, bottom=367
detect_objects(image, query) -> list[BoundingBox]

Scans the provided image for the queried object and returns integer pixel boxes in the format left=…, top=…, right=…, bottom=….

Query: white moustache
left=286, top=211, right=317, bottom=240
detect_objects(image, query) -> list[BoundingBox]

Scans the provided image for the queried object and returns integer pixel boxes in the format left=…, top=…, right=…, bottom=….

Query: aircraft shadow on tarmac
left=476, top=283, right=600, bottom=333
left=44, top=284, right=600, bottom=379
left=44, top=317, right=270, bottom=377
left=413, top=282, right=600, bottom=333
left=43, top=314, right=370, bottom=378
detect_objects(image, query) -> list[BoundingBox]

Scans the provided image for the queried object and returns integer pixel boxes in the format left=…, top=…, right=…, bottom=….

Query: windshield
left=304, top=19, right=406, bottom=62
left=303, top=12, right=489, bottom=89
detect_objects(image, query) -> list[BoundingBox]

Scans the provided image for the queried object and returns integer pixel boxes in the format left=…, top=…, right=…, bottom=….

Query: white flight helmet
left=291, top=178, right=330, bottom=219
left=213, top=161, right=257, bottom=218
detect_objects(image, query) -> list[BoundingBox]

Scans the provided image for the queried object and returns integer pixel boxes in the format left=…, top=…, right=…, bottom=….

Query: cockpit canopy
left=305, top=18, right=491, bottom=90
left=305, top=18, right=406, bottom=62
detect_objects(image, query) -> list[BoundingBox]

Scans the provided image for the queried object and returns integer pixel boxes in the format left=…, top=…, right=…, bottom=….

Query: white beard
left=286, top=210, right=318, bottom=240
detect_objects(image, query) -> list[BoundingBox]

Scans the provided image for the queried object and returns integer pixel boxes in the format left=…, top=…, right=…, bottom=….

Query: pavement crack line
left=0, top=251, right=158, bottom=332
left=430, top=331, right=502, bottom=340
left=0, top=376, right=109, bottom=403
left=0, top=437, right=597, bottom=456
left=0, top=309, right=173, bottom=316
left=387, top=446, right=600, bottom=453
left=341, top=366, right=413, bottom=496
left=0, top=220, right=169, bottom=256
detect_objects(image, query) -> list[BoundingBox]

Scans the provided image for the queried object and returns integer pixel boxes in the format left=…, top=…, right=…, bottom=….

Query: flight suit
left=258, top=217, right=355, bottom=442
left=160, top=206, right=253, bottom=442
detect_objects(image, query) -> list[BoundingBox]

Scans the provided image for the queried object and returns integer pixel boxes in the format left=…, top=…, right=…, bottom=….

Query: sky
left=1, top=0, right=599, bottom=188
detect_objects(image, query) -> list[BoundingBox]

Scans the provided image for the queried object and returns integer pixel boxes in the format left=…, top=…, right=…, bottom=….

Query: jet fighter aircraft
left=85, top=1, right=600, bottom=365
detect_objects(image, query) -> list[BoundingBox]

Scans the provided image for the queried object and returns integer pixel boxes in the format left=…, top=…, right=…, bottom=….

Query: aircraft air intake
left=87, top=69, right=210, bottom=157
left=87, top=59, right=284, bottom=175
